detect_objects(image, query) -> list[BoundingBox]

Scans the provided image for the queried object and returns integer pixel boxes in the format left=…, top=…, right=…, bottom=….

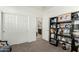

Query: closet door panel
left=16, top=15, right=29, bottom=43
left=3, top=13, right=17, bottom=44
left=3, top=13, right=29, bottom=44
left=28, top=16, right=36, bottom=41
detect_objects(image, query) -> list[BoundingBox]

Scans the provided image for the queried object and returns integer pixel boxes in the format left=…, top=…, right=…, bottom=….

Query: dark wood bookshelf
left=49, top=17, right=58, bottom=46
left=49, top=11, right=79, bottom=52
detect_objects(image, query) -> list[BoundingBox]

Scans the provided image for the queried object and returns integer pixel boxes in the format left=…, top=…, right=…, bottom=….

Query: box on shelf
left=72, top=12, right=79, bottom=20
left=75, top=38, right=79, bottom=46
left=58, top=13, right=71, bottom=22
left=65, top=37, right=71, bottom=43
left=66, top=43, right=71, bottom=50
left=63, top=29, right=70, bottom=34
left=51, top=39, right=56, bottom=44
left=51, top=25, right=56, bottom=28
left=59, top=23, right=71, bottom=28
left=51, top=18, right=57, bottom=23
left=51, top=34, right=54, bottom=38
left=0, top=42, right=4, bottom=48
left=50, top=28, right=56, bottom=33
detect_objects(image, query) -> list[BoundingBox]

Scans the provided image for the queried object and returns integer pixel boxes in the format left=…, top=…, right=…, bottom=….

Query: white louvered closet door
left=16, top=15, right=29, bottom=44
left=3, top=13, right=29, bottom=45
left=28, top=16, right=36, bottom=41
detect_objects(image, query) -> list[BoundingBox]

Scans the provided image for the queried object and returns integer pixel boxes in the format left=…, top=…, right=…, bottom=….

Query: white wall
left=0, top=12, right=1, bottom=40
left=43, top=6, right=79, bottom=17
left=1, top=6, right=79, bottom=44
left=0, top=6, right=43, bottom=45
left=42, top=6, right=79, bottom=41
left=42, top=16, right=49, bottom=41
left=0, top=6, right=42, bottom=17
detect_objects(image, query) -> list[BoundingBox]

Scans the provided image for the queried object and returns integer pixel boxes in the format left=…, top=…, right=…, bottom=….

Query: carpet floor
left=12, top=34, right=70, bottom=52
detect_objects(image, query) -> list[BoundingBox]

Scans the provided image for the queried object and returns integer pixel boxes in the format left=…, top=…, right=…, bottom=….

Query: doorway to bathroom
left=36, top=17, right=42, bottom=40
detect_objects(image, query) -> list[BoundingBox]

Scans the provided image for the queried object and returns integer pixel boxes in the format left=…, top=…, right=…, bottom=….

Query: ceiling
left=33, top=6, right=52, bottom=10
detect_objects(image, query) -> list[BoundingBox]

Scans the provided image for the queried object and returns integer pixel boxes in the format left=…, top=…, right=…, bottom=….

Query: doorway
left=36, top=17, right=42, bottom=40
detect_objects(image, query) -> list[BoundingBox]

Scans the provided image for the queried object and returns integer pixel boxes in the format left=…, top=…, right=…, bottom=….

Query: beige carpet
left=12, top=39, right=70, bottom=52
left=12, top=34, right=70, bottom=52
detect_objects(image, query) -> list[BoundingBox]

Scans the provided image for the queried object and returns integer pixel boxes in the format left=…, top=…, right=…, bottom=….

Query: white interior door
left=3, top=13, right=29, bottom=45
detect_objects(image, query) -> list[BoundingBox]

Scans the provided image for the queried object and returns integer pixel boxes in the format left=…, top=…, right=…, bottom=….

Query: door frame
left=36, top=17, right=43, bottom=39
left=0, top=12, right=4, bottom=40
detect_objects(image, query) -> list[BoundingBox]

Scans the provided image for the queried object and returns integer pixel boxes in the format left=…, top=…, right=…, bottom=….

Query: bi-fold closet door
left=1, top=13, right=36, bottom=45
